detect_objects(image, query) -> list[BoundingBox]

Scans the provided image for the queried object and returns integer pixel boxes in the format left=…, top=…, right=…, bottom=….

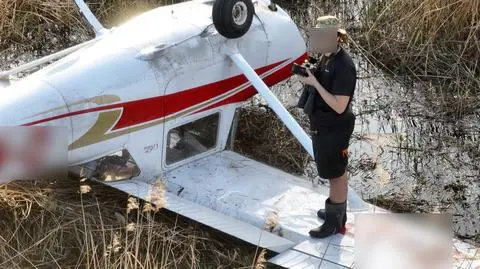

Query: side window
left=166, top=113, right=219, bottom=165
left=69, top=149, right=141, bottom=182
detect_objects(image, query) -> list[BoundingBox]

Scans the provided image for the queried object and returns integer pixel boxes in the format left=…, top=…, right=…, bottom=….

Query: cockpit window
left=166, top=113, right=219, bottom=165
left=69, top=149, right=141, bottom=182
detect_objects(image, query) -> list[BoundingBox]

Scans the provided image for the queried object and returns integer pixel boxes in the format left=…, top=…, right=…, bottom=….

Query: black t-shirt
left=308, top=47, right=357, bottom=129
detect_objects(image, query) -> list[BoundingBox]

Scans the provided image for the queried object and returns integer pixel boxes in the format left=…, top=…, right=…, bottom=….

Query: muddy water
left=273, top=0, right=480, bottom=244
left=271, top=58, right=480, bottom=243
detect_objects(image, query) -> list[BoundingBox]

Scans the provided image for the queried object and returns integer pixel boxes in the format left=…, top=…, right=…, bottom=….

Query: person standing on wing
left=296, top=15, right=357, bottom=238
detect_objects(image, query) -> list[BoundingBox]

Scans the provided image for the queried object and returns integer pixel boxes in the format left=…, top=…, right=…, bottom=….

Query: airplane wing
left=104, top=150, right=480, bottom=269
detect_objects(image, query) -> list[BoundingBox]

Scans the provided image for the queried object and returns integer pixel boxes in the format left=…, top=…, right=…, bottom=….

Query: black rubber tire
left=212, top=0, right=254, bottom=39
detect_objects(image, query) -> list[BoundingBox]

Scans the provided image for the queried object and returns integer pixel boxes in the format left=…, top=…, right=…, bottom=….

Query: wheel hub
left=232, top=2, right=248, bottom=26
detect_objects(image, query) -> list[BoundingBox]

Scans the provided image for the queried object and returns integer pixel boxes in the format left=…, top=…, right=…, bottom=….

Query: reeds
left=234, top=105, right=311, bottom=175
left=0, top=0, right=87, bottom=50
left=357, top=0, right=480, bottom=116
left=0, top=180, right=254, bottom=268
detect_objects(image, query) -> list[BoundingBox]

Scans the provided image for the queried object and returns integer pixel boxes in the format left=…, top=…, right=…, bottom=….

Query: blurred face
left=307, top=27, right=338, bottom=54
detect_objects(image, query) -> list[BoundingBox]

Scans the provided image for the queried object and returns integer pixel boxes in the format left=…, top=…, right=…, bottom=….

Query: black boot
left=309, top=199, right=346, bottom=238
left=317, top=201, right=347, bottom=226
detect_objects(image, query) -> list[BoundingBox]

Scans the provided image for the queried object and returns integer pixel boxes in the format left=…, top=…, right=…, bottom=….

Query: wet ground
left=274, top=0, right=480, bottom=244
left=350, top=61, right=479, bottom=241
left=259, top=52, right=480, bottom=244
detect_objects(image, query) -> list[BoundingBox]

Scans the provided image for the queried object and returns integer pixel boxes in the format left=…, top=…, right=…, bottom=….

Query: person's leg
left=310, top=164, right=348, bottom=238
left=310, top=134, right=350, bottom=238
left=329, top=170, right=348, bottom=203
left=316, top=170, right=349, bottom=221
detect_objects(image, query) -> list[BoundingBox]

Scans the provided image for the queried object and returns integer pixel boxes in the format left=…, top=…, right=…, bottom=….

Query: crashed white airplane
left=0, top=0, right=478, bottom=268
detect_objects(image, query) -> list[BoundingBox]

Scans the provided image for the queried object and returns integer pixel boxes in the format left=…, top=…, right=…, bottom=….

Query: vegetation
left=234, top=105, right=310, bottom=175
left=0, top=0, right=86, bottom=50
left=356, top=0, right=480, bottom=117
left=0, top=180, right=257, bottom=268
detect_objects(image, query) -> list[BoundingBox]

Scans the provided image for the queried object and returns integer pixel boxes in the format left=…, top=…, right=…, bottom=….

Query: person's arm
left=300, top=69, right=351, bottom=114
left=306, top=69, right=350, bottom=114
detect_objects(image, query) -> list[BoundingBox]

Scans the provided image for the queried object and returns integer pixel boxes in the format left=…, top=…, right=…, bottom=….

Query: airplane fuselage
left=1, top=1, right=306, bottom=177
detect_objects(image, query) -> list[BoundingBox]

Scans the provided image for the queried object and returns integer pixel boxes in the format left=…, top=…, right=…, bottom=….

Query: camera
left=307, top=56, right=318, bottom=65
left=291, top=56, right=319, bottom=77
left=292, top=63, right=309, bottom=77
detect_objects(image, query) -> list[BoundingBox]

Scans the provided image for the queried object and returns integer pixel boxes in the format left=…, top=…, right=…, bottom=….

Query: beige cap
left=315, top=15, right=347, bottom=35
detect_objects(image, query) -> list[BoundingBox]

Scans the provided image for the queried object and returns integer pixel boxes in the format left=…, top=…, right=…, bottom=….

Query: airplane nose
left=0, top=78, right=70, bottom=182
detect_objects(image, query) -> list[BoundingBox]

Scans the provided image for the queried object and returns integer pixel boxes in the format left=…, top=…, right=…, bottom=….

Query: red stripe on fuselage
left=23, top=53, right=307, bottom=128
left=196, top=53, right=308, bottom=113
left=113, top=59, right=288, bottom=130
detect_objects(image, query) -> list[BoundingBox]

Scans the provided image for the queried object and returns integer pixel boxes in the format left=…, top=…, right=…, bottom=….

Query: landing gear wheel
left=212, top=0, right=254, bottom=39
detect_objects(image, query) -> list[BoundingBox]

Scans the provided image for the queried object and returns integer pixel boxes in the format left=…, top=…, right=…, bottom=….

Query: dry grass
left=234, top=105, right=311, bottom=175
left=0, top=179, right=255, bottom=268
left=253, top=249, right=267, bottom=269
left=357, top=0, right=480, bottom=117
left=0, top=0, right=87, bottom=51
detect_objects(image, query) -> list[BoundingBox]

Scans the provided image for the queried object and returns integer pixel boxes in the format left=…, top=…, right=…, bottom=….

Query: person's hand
left=298, top=69, right=318, bottom=88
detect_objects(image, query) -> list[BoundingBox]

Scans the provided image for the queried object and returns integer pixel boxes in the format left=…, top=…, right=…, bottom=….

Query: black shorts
left=312, top=118, right=355, bottom=180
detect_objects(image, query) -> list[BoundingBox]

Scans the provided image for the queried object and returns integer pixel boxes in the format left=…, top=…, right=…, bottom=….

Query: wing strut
left=225, top=44, right=314, bottom=156
left=73, top=0, right=106, bottom=36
